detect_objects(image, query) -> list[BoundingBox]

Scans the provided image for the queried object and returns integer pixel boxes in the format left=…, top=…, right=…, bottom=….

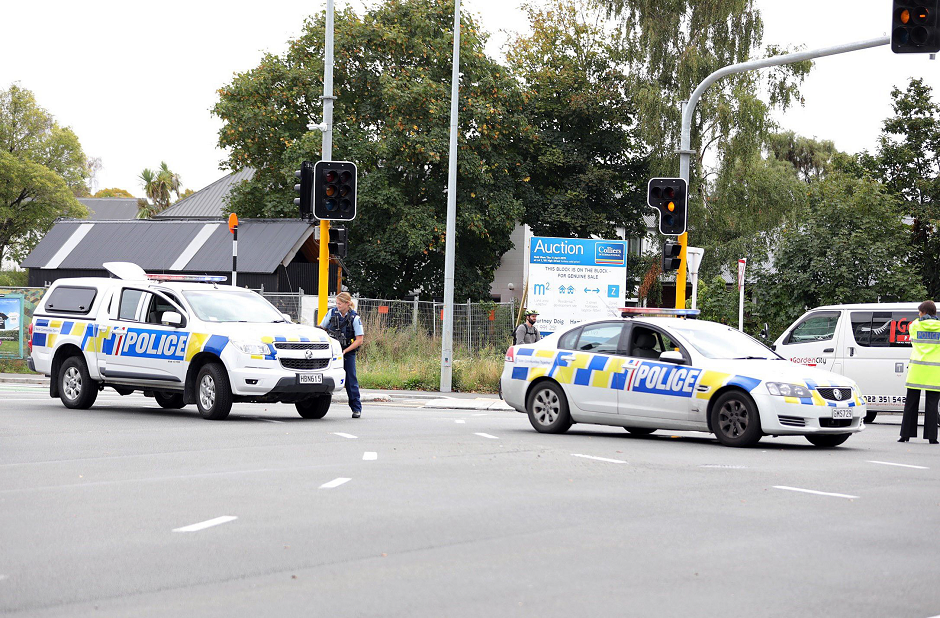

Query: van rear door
left=841, top=310, right=918, bottom=410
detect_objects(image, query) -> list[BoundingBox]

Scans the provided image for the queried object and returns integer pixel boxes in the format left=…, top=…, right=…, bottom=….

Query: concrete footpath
left=0, top=373, right=514, bottom=411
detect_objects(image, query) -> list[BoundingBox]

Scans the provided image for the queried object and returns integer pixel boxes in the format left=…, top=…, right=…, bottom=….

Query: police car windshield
left=671, top=326, right=779, bottom=360
left=182, top=290, right=284, bottom=323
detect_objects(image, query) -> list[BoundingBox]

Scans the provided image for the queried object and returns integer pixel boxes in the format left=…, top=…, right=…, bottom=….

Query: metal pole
left=232, top=225, right=237, bottom=287
left=440, top=0, right=461, bottom=392
left=675, top=36, right=889, bottom=307
left=318, top=0, right=336, bottom=320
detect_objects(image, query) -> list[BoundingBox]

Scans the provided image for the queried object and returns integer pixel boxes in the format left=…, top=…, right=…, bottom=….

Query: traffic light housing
left=314, top=161, right=357, bottom=221
left=892, top=1, right=940, bottom=53
left=647, top=178, right=688, bottom=235
left=662, top=241, right=681, bottom=272
left=294, top=161, right=315, bottom=218
left=328, top=226, right=348, bottom=258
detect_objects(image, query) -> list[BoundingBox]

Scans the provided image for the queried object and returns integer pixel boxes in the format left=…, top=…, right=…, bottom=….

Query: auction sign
left=527, top=236, right=627, bottom=335
left=0, top=294, right=24, bottom=359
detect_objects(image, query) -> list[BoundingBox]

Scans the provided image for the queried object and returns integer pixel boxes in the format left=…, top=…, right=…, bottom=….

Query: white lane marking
left=363, top=452, right=377, bottom=461
left=173, top=515, right=238, bottom=532
left=332, top=432, right=358, bottom=439
left=773, top=486, right=859, bottom=499
left=252, top=418, right=285, bottom=424
left=320, top=477, right=351, bottom=489
left=475, top=433, right=499, bottom=439
left=572, top=454, right=626, bottom=464
left=455, top=419, right=466, bottom=424
left=867, top=460, right=929, bottom=470
left=700, top=464, right=748, bottom=469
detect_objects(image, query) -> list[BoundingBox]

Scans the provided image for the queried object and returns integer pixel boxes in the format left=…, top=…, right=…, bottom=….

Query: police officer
left=514, top=310, right=541, bottom=345
left=319, top=292, right=364, bottom=418
left=899, top=300, right=940, bottom=443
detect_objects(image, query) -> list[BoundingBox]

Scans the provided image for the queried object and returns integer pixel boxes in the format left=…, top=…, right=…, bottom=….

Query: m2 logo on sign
left=630, top=362, right=702, bottom=398
left=113, top=329, right=190, bottom=359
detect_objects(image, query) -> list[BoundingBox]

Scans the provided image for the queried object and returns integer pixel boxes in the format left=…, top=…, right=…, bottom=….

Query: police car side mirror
left=659, top=351, right=688, bottom=365
left=161, top=311, right=184, bottom=328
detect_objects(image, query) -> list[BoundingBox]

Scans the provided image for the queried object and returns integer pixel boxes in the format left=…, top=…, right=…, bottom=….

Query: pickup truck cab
left=773, top=303, right=920, bottom=423
left=28, top=262, right=346, bottom=420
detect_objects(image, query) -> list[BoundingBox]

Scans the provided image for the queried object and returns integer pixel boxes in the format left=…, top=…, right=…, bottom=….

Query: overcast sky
left=1, top=0, right=936, bottom=197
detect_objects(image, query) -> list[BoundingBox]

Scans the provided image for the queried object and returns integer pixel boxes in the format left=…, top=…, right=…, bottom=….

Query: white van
left=772, top=303, right=921, bottom=423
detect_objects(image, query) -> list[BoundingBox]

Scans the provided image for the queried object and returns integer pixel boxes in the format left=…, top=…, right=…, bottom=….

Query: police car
left=28, top=262, right=346, bottom=420
left=500, top=309, right=866, bottom=447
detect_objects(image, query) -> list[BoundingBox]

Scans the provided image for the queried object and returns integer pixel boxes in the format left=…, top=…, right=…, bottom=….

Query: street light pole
left=440, top=0, right=461, bottom=393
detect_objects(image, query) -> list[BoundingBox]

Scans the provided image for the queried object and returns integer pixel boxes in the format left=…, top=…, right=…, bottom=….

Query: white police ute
left=500, top=309, right=866, bottom=447
left=28, top=262, right=346, bottom=420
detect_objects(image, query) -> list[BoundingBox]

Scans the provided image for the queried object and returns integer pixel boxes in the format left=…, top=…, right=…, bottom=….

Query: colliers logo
left=595, top=242, right=624, bottom=265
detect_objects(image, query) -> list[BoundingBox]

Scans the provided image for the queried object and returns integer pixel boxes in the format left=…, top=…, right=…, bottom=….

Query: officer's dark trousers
left=344, top=352, right=362, bottom=414
left=900, top=388, right=939, bottom=441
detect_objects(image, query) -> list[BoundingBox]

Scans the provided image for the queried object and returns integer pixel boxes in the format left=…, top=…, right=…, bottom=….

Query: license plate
left=298, top=373, right=323, bottom=384
left=832, top=409, right=852, bottom=419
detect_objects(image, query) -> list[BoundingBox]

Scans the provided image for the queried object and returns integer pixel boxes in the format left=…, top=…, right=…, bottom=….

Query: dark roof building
left=77, top=197, right=140, bottom=220
left=156, top=168, right=255, bottom=218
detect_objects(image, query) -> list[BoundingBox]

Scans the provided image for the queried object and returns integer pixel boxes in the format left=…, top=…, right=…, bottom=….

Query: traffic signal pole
left=674, top=35, right=889, bottom=309
left=318, top=0, right=336, bottom=321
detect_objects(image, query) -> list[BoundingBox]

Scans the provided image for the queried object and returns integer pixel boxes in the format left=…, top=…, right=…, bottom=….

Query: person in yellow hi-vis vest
left=900, top=300, right=940, bottom=443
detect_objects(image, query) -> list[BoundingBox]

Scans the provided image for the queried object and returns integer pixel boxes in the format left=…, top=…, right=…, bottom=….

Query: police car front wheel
left=711, top=391, right=762, bottom=447
left=296, top=395, right=331, bottom=419
left=196, top=363, right=233, bottom=420
left=526, top=382, right=572, bottom=434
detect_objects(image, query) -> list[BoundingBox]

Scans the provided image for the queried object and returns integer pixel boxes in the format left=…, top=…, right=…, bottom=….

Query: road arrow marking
left=320, top=477, right=351, bottom=489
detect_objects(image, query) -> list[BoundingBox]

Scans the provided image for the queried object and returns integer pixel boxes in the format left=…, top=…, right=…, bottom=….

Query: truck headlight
left=231, top=340, right=270, bottom=355
left=765, top=382, right=811, bottom=398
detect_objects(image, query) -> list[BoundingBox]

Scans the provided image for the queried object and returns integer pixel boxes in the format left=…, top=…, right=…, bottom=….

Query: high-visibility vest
left=907, top=316, right=940, bottom=391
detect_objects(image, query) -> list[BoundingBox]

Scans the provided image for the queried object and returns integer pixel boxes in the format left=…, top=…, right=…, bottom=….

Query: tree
left=0, top=84, right=87, bottom=266
left=758, top=173, right=924, bottom=337
left=505, top=0, right=648, bottom=240
left=862, top=78, right=940, bottom=298
left=213, top=0, right=529, bottom=299
left=136, top=162, right=182, bottom=218
left=93, top=188, right=135, bottom=198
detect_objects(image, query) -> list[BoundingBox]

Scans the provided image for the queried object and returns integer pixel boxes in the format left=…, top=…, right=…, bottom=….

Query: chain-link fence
left=261, top=293, right=304, bottom=323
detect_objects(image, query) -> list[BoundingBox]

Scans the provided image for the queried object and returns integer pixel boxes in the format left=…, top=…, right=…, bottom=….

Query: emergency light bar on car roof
left=145, top=273, right=228, bottom=283
left=620, top=307, right=700, bottom=318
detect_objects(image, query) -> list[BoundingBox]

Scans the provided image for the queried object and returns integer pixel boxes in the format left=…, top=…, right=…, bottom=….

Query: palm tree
left=137, top=162, right=182, bottom=218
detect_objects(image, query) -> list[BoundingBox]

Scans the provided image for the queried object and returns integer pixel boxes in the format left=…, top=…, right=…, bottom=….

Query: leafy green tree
left=758, top=173, right=924, bottom=337
left=213, top=0, right=528, bottom=299
left=505, top=0, right=648, bottom=239
left=862, top=78, right=940, bottom=298
left=136, top=162, right=182, bottom=218
left=93, top=187, right=135, bottom=198
left=0, top=84, right=87, bottom=265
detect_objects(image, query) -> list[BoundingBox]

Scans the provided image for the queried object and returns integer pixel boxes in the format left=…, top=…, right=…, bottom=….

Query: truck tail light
left=505, top=346, right=515, bottom=363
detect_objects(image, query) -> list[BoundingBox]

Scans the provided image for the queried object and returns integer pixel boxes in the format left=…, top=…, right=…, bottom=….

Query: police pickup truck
left=27, top=262, right=346, bottom=420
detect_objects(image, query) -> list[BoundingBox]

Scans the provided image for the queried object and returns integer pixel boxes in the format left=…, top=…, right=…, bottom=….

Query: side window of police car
left=118, top=289, right=146, bottom=321
left=628, top=326, right=685, bottom=361
left=573, top=322, right=625, bottom=355
left=785, top=311, right=840, bottom=344
left=144, top=291, right=183, bottom=325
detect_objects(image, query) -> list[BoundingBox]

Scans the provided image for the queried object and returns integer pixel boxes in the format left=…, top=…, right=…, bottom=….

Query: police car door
left=777, top=311, right=841, bottom=372
left=619, top=324, right=698, bottom=422
left=97, top=287, right=189, bottom=386
left=559, top=321, right=628, bottom=415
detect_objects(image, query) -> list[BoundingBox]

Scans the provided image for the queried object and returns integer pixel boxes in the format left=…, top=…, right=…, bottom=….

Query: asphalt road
left=2, top=384, right=940, bottom=618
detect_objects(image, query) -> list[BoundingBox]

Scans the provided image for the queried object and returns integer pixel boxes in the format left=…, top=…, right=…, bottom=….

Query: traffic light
left=892, top=1, right=940, bottom=53
left=647, top=177, right=688, bottom=235
left=294, top=161, right=314, bottom=218
left=314, top=161, right=357, bottom=221
left=328, top=226, right=348, bottom=258
left=662, top=241, right=681, bottom=272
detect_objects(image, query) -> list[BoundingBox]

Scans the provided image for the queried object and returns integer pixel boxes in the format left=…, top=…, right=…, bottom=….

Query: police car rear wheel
left=196, top=363, right=232, bottom=420
left=526, top=382, right=572, bottom=434
left=154, top=391, right=185, bottom=409
left=59, top=356, right=98, bottom=410
left=805, top=433, right=851, bottom=447
left=711, top=391, right=762, bottom=447
left=296, top=395, right=331, bottom=419
left=624, top=427, right=656, bottom=435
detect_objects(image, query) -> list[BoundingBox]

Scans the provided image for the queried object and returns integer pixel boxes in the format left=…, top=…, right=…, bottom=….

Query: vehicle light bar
left=145, top=273, right=228, bottom=283
left=620, top=307, right=700, bottom=318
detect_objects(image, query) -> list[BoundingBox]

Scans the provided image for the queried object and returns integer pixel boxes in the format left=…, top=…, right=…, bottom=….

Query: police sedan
left=500, top=310, right=866, bottom=447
